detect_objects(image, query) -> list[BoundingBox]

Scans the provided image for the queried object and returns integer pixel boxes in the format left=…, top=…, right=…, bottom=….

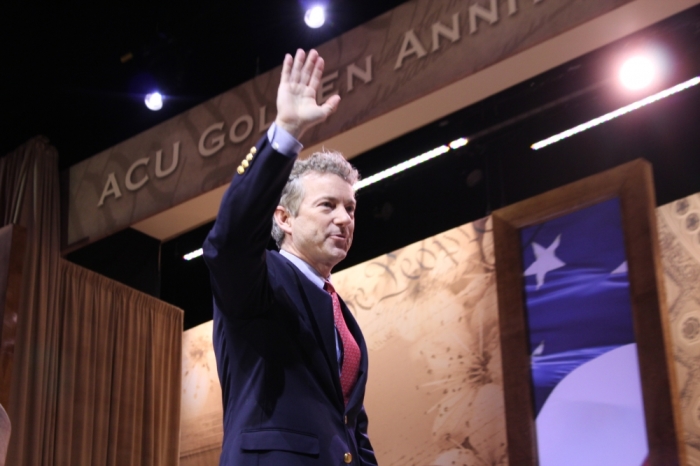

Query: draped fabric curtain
left=55, top=261, right=182, bottom=465
left=0, top=137, right=63, bottom=465
left=0, top=137, right=183, bottom=465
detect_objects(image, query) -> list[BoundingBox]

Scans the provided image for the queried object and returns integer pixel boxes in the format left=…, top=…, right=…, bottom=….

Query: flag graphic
left=520, top=198, right=635, bottom=414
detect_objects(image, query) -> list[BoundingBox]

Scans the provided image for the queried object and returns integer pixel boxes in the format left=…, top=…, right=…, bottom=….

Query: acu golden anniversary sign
left=66, top=0, right=633, bottom=248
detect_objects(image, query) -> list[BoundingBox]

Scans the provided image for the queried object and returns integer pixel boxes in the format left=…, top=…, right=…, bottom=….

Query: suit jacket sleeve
left=202, top=135, right=295, bottom=318
left=356, top=405, right=379, bottom=465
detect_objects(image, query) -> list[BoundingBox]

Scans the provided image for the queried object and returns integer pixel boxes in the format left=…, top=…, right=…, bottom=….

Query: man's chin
left=326, top=247, right=348, bottom=264
left=334, top=249, right=348, bottom=260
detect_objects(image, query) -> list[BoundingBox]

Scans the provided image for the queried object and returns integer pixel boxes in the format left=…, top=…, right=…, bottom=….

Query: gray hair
left=272, top=150, right=359, bottom=248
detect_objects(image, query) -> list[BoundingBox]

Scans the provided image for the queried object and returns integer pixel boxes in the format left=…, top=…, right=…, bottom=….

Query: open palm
left=275, top=49, right=341, bottom=139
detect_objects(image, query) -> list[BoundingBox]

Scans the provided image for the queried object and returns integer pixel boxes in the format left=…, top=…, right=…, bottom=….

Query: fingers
left=300, top=49, right=319, bottom=87
left=280, top=53, right=293, bottom=84
left=289, top=49, right=306, bottom=84
left=287, top=49, right=322, bottom=87
left=308, top=55, right=324, bottom=93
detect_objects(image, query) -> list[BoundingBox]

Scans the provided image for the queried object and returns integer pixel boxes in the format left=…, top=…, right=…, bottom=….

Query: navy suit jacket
left=203, top=134, right=378, bottom=466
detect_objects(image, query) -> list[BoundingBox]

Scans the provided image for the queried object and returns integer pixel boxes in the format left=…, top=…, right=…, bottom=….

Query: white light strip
left=353, top=137, right=468, bottom=191
left=532, top=76, right=700, bottom=150
left=182, top=136, right=469, bottom=260
left=449, top=137, right=468, bottom=149
left=183, top=248, right=204, bottom=261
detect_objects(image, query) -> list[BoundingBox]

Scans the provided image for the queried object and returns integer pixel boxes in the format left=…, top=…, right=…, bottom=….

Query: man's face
left=282, top=172, right=356, bottom=276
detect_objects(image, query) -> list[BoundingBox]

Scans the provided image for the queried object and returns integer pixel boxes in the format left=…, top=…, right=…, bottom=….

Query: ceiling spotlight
left=619, top=56, right=657, bottom=91
left=144, top=92, right=163, bottom=111
left=305, top=6, right=325, bottom=28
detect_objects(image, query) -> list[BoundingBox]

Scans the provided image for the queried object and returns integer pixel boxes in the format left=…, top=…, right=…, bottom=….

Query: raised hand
left=275, top=49, right=341, bottom=139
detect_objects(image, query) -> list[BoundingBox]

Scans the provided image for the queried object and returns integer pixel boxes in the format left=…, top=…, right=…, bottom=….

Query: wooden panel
left=492, top=213, right=538, bottom=465
left=0, top=224, right=27, bottom=408
left=492, top=159, right=686, bottom=466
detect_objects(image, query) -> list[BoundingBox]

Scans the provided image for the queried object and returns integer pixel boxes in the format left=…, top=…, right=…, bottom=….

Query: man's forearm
left=202, top=134, right=295, bottom=316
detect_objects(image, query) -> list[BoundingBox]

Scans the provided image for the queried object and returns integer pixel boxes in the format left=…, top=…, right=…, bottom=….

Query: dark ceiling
left=5, top=3, right=700, bottom=330
left=2, top=0, right=411, bottom=170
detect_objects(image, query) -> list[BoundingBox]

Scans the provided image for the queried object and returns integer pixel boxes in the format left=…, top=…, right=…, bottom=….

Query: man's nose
left=334, top=208, right=352, bottom=225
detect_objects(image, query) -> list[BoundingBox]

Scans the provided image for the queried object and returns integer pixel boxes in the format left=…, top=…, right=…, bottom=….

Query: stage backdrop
left=180, top=191, right=700, bottom=465
left=67, top=0, right=636, bottom=249
left=657, top=193, right=700, bottom=464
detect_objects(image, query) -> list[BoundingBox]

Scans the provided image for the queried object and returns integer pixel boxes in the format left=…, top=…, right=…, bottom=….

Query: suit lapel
left=280, top=258, right=345, bottom=407
left=269, top=251, right=367, bottom=410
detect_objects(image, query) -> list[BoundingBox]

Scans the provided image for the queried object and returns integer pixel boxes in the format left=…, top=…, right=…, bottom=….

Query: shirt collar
left=279, top=249, right=330, bottom=290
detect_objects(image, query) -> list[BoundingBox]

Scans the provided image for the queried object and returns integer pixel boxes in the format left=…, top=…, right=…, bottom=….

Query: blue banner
left=520, top=198, right=635, bottom=414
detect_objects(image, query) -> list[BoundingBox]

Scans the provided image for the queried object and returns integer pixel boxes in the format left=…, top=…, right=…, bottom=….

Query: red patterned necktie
left=324, top=281, right=361, bottom=405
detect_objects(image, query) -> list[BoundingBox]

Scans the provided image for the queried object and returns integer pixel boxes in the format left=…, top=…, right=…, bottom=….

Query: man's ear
left=273, top=206, right=294, bottom=235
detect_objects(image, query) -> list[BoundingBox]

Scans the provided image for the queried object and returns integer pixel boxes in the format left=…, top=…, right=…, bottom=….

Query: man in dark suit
left=203, top=49, right=378, bottom=466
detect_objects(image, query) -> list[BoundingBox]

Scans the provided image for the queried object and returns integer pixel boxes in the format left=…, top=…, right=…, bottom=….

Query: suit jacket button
left=344, top=415, right=348, bottom=424
left=344, top=452, right=352, bottom=463
left=237, top=166, right=245, bottom=175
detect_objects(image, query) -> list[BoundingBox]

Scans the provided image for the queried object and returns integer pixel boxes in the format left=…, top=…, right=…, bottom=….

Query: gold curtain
left=55, top=260, right=182, bottom=465
left=0, top=137, right=183, bottom=465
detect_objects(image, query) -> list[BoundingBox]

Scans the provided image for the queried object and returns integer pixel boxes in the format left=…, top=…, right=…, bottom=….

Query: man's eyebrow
left=316, top=195, right=356, bottom=205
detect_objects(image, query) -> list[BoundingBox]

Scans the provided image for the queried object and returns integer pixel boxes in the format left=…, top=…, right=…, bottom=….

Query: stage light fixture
left=531, top=75, right=700, bottom=151
left=353, top=137, right=468, bottom=191
left=449, top=137, right=468, bottom=149
left=305, top=6, right=325, bottom=28
left=619, top=55, right=657, bottom=90
left=145, top=92, right=163, bottom=111
left=183, top=249, right=203, bottom=261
